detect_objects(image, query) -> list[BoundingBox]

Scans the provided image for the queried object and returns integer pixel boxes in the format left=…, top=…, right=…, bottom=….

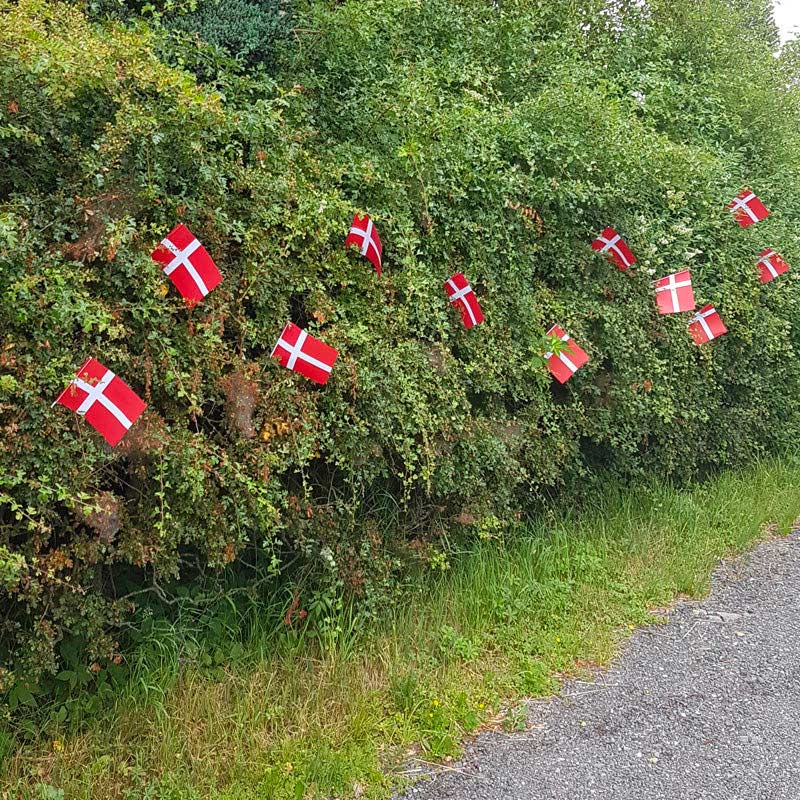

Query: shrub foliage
left=171, top=0, right=292, bottom=69
left=1, top=0, right=799, bottom=704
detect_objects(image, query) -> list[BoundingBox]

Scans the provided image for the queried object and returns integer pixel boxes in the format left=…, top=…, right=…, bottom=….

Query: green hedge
left=1, top=0, right=800, bottom=707
left=171, top=0, right=292, bottom=69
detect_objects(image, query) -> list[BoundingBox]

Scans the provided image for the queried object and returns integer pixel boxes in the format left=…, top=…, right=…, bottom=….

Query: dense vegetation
left=1, top=0, right=799, bottom=719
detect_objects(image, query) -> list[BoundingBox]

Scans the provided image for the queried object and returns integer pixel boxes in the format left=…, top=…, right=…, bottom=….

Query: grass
left=4, top=457, right=800, bottom=799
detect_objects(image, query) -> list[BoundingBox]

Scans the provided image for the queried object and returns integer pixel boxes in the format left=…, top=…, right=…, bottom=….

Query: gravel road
left=398, top=532, right=800, bottom=800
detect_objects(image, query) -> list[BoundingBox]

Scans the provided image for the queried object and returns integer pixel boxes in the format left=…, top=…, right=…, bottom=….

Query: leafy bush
left=1, top=0, right=800, bottom=708
left=171, top=0, right=292, bottom=69
left=65, top=0, right=292, bottom=75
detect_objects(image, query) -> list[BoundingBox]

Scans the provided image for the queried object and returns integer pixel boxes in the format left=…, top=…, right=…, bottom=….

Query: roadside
left=4, top=458, right=800, bottom=800
left=398, top=530, right=800, bottom=800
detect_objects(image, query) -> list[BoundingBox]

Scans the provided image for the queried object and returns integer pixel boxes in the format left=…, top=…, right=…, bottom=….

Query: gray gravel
left=397, top=532, right=800, bottom=800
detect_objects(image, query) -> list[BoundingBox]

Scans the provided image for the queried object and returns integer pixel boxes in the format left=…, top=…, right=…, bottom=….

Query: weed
left=501, top=704, right=529, bottom=733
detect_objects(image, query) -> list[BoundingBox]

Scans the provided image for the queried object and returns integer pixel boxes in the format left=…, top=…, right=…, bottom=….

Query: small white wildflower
left=319, top=546, right=336, bottom=569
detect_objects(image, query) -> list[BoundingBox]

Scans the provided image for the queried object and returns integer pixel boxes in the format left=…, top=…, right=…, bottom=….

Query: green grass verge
left=4, top=457, right=800, bottom=799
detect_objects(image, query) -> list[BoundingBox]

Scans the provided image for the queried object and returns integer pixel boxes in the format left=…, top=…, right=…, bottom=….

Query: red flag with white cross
left=654, top=270, right=695, bottom=314
left=727, top=189, right=770, bottom=228
left=757, top=249, right=790, bottom=284
left=688, top=304, right=727, bottom=345
left=545, top=325, right=589, bottom=384
left=345, top=213, right=383, bottom=275
left=271, top=323, right=338, bottom=385
left=591, top=227, right=636, bottom=271
left=444, top=272, right=484, bottom=329
left=54, top=358, right=147, bottom=446
left=151, top=223, right=223, bottom=303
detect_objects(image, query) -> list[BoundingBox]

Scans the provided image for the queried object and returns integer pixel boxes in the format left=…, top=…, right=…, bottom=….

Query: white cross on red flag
left=151, top=224, right=223, bottom=303
left=727, top=189, right=770, bottom=228
left=654, top=270, right=695, bottom=314
left=591, top=227, right=636, bottom=271
left=545, top=325, right=589, bottom=384
left=271, top=323, right=338, bottom=385
left=345, top=213, right=383, bottom=275
left=55, top=358, right=146, bottom=446
left=688, top=304, right=727, bottom=345
left=444, top=272, right=484, bottom=329
left=757, top=249, right=790, bottom=284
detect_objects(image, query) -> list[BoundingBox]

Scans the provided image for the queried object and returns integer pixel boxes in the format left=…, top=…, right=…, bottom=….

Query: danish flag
left=591, top=227, right=636, bottom=271
left=654, top=270, right=695, bottom=314
left=688, top=305, right=727, bottom=345
left=727, top=190, right=770, bottom=228
left=757, top=249, right=790, bottom=284
left=345, top=213, right=382, bottom=275
left=271, top=323, right=338, bottom=385
left=444, top=273, right=484, bottom=329
left=544, top=325, right=589, bottom=384
left=151, top=224, right=223, bottom=303
left=55, top=358, right=146, bottom=446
